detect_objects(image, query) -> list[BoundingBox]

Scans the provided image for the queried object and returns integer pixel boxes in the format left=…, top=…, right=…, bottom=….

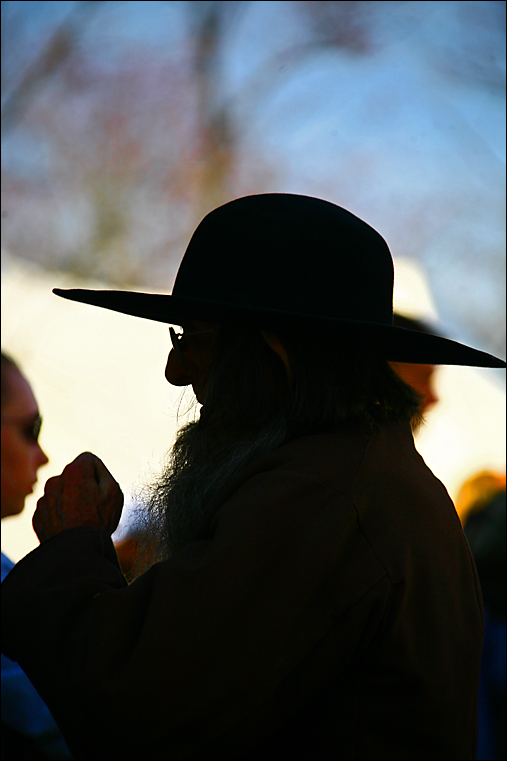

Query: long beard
left=130, top=414, right=289, bottom=576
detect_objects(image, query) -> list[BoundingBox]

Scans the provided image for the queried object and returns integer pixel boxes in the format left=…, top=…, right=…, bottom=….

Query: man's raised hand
left=33, top=452, right=123, bottom=543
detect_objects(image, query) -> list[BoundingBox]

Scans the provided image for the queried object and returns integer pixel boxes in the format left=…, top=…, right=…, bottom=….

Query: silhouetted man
left=2, top=194, right=505, bottom=760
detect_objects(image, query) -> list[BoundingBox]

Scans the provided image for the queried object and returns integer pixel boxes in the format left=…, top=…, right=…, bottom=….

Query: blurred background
left=1, top=0, right=505, bottom=560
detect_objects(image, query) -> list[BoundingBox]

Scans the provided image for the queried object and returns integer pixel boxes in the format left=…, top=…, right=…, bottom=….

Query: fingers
left=63, top=452, right=98, bottom=481
left=32, top=496, right=47, bottom=539
left=71, top=453, right=116, bottom=487
left=84, top=453, right=123, bottom=508
left=33, top=452, right=124, bottom=542
left=43, top=474, right=62, bottom=499
left=89, top=453, right=113, bottom=489
left=61, top=453, right=116, bottom=497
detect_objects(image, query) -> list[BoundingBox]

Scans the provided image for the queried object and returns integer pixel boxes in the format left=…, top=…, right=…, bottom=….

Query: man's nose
left=165, top=349, right=192, bottom=386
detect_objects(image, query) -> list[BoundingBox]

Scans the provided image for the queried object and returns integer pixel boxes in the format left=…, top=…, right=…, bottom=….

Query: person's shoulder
left=270, top=416, right=386, bottom=474
left=1, top=551, right=16, bottom=583
left=221, top=417, right=380, bottom=504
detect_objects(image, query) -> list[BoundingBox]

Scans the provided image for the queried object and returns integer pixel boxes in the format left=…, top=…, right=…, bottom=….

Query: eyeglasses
left=169, top=327, right=216, bottom=370
left=1, top=415, right=43, bottom=443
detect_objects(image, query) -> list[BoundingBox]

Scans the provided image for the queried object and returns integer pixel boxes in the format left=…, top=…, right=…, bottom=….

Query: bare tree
left=1, top=0, right=504, bottom=362
left=3, top=0, right=377, bottom=283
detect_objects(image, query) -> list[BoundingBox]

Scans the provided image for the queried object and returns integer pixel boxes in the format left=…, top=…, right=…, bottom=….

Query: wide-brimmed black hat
left=54, top=193, right=505, bottom=367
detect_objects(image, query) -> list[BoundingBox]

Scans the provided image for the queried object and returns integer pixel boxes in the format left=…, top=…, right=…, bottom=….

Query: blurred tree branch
left=1, top=0, right=105, bottom=135
left=1, top=0, right=504, bottom=362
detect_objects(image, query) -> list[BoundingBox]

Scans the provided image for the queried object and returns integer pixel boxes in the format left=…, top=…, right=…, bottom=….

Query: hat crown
left=51, top=192, right=506, bottom=367
left=173, top=194, right=394, bottom=326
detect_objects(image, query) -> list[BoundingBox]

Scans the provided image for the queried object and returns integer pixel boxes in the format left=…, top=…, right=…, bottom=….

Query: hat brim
left=53, top=288, right=506, bottom=369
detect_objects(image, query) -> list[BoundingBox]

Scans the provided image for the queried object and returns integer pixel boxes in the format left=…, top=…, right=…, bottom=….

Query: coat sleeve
left=1, top=470, right=389, bottom=760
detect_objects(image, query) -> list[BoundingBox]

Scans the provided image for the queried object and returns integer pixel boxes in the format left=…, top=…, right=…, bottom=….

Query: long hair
left=133, top=322, right=422, bottom=569
left=201, top=321, right=422, bottom=439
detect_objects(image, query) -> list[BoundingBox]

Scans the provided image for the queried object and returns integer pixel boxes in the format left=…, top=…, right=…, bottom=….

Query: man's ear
left=260, top=331, right=291, bottom=377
